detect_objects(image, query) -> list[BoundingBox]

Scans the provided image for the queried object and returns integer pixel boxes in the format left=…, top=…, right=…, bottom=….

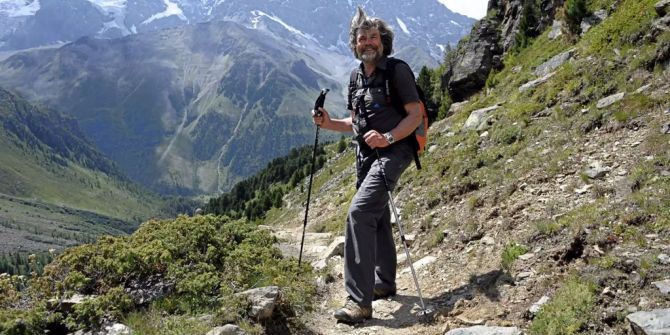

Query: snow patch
left=142, top=0, right=187, bottom=25
left=396, top=17, right=410, bottom=35
left=450, top=20, right=461, bottom=27
left=249, top=10, right=317, bottom=43
left=0, top=0, right=41, bottom=17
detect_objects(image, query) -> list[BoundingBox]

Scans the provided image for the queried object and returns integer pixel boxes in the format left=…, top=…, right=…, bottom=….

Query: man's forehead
left=357, top=28, right=380, bottom=37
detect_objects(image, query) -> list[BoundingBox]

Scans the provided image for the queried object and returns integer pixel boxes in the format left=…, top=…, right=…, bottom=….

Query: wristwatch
left=383, top=132, right=395, bottom=144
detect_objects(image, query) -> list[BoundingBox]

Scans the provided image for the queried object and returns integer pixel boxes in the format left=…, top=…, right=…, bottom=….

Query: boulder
left=446, top=19, right=502, bottom=101
left=534, top=49, right=576, bottom=77
left=322, top=236, right=345, bottom=259
left=656, top=0, right=670, bottom=17
left=548, top=20, right=564, bottom=40
left=627, top=309, right=670, bottom=335
left=236, top=286, right=281, bottom=321
left=596, top=92, right=625, bottom=109
left=519, top=72, right=555, bottom=92
left=464, top=105, right=500, bottom=130
left=445, top=326, right=522, bottom=335
left=206, top=325, right=248, bottom=335
left=652, top=279, right=670, bottom=294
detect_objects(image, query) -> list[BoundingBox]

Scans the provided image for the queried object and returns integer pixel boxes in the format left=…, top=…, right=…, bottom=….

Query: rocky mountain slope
left=0, top=0, right=474, bottom=67
left=0, top=20, right=349, bottom=195
left=266, top=0, right=670, bottom=334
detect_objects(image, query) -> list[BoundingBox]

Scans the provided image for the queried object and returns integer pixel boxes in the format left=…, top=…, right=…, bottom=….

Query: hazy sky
left=439, top=0, right=489, bottom=19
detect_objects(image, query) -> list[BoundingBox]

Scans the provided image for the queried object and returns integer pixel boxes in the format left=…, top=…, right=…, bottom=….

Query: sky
left=439, top=0, right=489, bottom=19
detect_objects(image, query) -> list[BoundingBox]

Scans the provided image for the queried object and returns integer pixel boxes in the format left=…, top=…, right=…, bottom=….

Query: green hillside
left=0, top=88, right=163, bottom=254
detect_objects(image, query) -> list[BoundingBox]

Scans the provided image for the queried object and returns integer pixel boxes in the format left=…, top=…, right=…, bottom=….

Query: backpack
left=348, top=57, right=434, bottom=170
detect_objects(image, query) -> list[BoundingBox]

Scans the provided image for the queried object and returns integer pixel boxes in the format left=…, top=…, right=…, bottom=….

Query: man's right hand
left=312, top=107, right=330, bottom=127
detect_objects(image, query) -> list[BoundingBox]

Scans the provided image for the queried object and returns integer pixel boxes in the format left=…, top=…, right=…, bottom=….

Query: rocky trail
left=270, top=85, right=670, bottom=334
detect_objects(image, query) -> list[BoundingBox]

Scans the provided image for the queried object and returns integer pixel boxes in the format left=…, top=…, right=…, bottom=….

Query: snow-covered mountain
left=0, top=0, right=475, bottom=66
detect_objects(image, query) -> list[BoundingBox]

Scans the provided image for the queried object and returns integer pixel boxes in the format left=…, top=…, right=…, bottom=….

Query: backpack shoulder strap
left=383, top=57, right=423, bottom=170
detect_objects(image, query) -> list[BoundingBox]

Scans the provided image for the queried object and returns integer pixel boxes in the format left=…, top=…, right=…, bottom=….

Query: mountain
left=0, top=87, right=162, bottom=252
left=0, top=0, right=475, bottom=67
left=0, top=20, right=349, bottom=195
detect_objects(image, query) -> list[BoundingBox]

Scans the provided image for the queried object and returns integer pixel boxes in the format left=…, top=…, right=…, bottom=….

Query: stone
left=656, top=0, right=670, bottom=17
left=446, top=18, right=502, bottom=101
left=322, top=236, right=345, bottom=259
left=519, top=72, right=555, bottom=92
left=627, top=309, right=670, bottom=335
left=581, top=10, right=607, bottom=35
left=658, top=253, right=670, bottom=265
left=529, top=296, right=550, bottom=314
left=534, top=49, right=576, bottom=77
left=584, top=161, right=611, bottom=179
left=401, top=256, right=436, bottom=274
left=548, top=20, right=564, bottom=40
left=464, top=105, right=500, bottom=130
left=652, top=279, right=670, bottom=294
left=206, top=324, right=248, bottom=335
left=235, top=286, right=281, bottom=320
left=450, top=101, right=470, bottom=113
left=597, top=92, right=625, bottom=109
left=445, top=326, right=522, bottom=335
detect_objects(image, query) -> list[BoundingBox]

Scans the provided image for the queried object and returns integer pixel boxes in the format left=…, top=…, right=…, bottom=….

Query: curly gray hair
left=348, top=6, right=394, bottom=59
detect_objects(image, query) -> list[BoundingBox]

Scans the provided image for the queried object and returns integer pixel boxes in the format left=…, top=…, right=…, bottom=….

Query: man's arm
left=312, top=108, right=354, bottom=133
left=363, top=102, right=421, bottom=149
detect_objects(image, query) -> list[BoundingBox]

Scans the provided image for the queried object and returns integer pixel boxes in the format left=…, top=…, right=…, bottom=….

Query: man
left=312, top=6, right=422, bottom=323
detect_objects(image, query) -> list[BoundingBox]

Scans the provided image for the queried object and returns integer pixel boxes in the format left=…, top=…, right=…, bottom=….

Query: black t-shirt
left=348, top=56, right=420, bottom=135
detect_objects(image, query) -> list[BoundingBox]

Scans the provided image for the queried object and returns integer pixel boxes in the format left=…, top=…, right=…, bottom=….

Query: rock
left=450, top=101, right=470, bottom=113
left=658, top=253, right=670, bottom=265
left=73, top=324, right=132, bottom=335
left=322, top=236, right=345, bottom=259
left=661, top=123, right=670, bottom=134
left=635, top=84, right=652, bottom=94
left=584, top=161, right=611, bottom=179
left=206, top=324, right=248, bottom=335
left=519, top=72, right=555, bottom=92
left=652, top=280, right=670, bottom=294
left=401, top=256, right=436, bottom=274
left=446, top=18, right=502, bottom=101
left=405, top=234, right=416, bottom=247
left=464, top=105, right=500, bottom=130
left=48, top=294, right=96, bottom=313
left=574, top=184, right=592, bottom=194
left=516, top=271, right=533, bottom=280
left=534, top=49, right=576, bottom=77
left=580, top=10, right=607, bottom=35
left=548, top=20, right=564, bottom=40
left=481, top=236, right=495, bottom=245
left=597, top=92, right=625, bottom=109
left=445, top=325, right=522, bottom=335
left=657, top=0, right=670, bottom=17
left=235, top=286, right=281, bottom=320
left=627, top=309, right=670, bottom=335
left=529, top=296, right=550, bottom=315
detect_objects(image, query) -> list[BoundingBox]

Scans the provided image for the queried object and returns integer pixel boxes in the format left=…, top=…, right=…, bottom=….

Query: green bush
left=564, top=0, right=589, bottom=35
left=529, top=277, right=597, bottom=334
left=501, top=243, right=529, bottom=270
left=12, top=215, right=315, bottom=331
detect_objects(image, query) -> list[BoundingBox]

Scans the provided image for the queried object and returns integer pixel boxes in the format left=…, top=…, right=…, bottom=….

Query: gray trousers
left=344, top=142, right=414, bottom=307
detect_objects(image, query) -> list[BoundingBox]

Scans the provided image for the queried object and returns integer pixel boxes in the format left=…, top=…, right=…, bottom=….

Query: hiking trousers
left=344, top=142, right=413, bottom=307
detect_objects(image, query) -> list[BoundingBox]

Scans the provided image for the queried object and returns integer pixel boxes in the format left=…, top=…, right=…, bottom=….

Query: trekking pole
left=374, top=149, right=433, bottom=318
left=298, top=88, right=329, bottom=267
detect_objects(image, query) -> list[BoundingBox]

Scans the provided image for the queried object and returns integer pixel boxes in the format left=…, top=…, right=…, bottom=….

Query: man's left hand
left=363, top=130, right=389, bottom=149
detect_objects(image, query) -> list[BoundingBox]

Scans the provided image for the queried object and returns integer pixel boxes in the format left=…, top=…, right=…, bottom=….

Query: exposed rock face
left=442, top=0, right=565, bottom=102
left=445, top=18, right=502, bottom=101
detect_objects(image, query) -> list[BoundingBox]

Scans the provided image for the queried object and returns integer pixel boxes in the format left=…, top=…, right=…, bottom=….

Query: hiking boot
left=333, top=297, right=372, bottom=323
left=373, top=286, right=397, bottom=300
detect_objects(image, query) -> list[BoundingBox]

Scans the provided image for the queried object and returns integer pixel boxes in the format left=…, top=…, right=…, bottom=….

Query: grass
left=529, top=276, right=597, bottom=335
left=501, top=243, right=529, bottom=271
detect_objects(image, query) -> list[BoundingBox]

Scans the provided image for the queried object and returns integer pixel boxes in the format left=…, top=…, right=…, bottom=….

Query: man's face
left=356, top=28, right=383, bottom=63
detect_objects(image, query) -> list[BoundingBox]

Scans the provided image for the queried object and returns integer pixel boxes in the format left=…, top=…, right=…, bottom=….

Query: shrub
left=501, top=243, right=529, bottom=270
left=529, top=276, right=597, bottom=334
left=564, top=0, right=589, bottom=35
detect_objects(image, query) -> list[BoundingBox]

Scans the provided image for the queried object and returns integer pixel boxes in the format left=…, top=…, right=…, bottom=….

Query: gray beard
left=360, top=50, right=382, bottom=63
